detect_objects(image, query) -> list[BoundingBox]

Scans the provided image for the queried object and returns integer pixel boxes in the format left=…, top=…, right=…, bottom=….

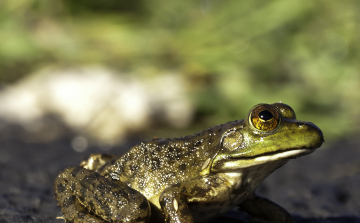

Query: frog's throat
left=212, top=148, right=314, bottom=171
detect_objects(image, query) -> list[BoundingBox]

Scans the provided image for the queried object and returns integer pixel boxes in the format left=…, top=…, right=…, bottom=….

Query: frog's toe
left=80, top=154, right=116, bottom=171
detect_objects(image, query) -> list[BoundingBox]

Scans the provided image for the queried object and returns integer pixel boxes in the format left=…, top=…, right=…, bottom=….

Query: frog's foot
left=239, top=194, right=295, bottom=223
left=56, top=197, right=105, bottom=223
left=80, top=154, right=116, bottom=171
left=54, top=167, right=151, bottom=223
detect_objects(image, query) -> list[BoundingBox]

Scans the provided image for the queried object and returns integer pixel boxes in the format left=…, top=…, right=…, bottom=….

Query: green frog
left=54, top=103, right=324, bottom=223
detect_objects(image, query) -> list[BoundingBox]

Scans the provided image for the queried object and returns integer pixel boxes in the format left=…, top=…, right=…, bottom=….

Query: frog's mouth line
left=216, top=148, right=315, bottom=170
left=234, top=147, right=316, bottom=161
left=251, top=148, right=315, bottom=162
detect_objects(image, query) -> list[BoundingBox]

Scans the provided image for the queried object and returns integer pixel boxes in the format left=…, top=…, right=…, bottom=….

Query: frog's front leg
left=159, top=175, right=230, bottom=223
left=54, top=167, right=151, bottom=223
left=239, top=193, right=294, bottom=223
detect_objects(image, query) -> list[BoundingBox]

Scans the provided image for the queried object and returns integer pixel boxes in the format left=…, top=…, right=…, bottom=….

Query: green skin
left=54, top=103, right=324, bottom=223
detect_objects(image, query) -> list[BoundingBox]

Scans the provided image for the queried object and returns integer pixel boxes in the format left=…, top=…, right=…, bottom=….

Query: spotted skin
left=98, top=122, right=238, bottom=201
left=53, top=103, right=324, bottom=223
left=54, top=167, right=150, bottom=223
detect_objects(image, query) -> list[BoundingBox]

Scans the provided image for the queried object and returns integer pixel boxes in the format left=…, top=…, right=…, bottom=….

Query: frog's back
left=100, top=120, right=243, bottom=199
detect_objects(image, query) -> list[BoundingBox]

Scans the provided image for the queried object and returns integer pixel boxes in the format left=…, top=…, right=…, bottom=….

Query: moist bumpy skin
left=54, top=103, right=324, bottom=223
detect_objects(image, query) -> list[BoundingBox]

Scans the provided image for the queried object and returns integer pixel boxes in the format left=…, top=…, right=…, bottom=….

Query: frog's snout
left=301, top=121, right=325, bottom=148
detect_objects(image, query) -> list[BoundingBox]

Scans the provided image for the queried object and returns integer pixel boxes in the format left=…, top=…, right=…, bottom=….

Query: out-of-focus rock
left=0, top=66, right=193, bottom=145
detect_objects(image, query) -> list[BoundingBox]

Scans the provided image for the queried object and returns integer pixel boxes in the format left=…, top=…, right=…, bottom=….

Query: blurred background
left=0, top=0, right=360, bottom=222
left=0, top=0, right=359, bottom=146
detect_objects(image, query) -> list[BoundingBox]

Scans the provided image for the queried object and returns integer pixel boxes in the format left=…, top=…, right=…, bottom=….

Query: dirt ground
left=0, top=135, right=359, bottom=223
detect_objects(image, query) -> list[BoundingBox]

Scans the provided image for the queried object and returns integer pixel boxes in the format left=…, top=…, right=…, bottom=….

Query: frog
left=54, top=102, right=324, bottom=223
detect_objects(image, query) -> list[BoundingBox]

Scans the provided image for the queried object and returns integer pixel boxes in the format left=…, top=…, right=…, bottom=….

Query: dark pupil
left=259, top=110, right=273, bottom=121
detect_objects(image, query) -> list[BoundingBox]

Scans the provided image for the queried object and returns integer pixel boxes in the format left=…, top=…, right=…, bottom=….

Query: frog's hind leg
left=239, top=194, right=294, bottom=223
left=80, top=154, right=116, bottom=171
left=54, top=167, right=151, bottom=223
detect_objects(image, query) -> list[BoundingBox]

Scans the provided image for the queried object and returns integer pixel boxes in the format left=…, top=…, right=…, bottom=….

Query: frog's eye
left=250, top=105, right=281, bottom=131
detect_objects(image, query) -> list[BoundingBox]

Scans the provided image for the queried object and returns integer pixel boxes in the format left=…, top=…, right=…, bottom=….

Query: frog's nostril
left=298, top=122, right=306, bottom=127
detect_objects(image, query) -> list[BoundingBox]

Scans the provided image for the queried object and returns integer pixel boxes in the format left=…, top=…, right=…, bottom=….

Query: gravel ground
left=0, top=135, right=359, bottom=223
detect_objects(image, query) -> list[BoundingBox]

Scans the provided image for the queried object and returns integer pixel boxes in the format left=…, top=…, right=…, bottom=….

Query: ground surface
left=0, top=135, right=359, bottom=223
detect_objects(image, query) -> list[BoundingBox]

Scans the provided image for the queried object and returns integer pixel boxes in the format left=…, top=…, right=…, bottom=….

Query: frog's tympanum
left=54, top=103, right=324, bottom=223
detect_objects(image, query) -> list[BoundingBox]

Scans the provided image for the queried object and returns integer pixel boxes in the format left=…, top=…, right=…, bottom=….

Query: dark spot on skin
left=187, top=144, right=195, bottom=151
left=71, top=167, right=83, bottom=177
left=190, top=186, right=203, bottom=195
left=166, top=147, right=177, bottom=162
left=63, top=197, right=74, bottom=207
left=118, top=187, right=136, bottom=202
left=115, top=188, right=129, bottom=200
left=88, top=201, right=95, bottom=211
left=175, top=148, right=189, bottom=159
left=178, top=164, right=187, bottom=171
left=57, top=183, right=66, bottom=193
left=156, top=144, right=163, bottom=151
left=96, top=183, right=107, bottom=194
left=168, top=147, right=175, bottom=153
left=139, top=200, right=149, bottom=210
left=80, top=177, right=91, bottom=188
left=97, top=200, right=112, bottom=218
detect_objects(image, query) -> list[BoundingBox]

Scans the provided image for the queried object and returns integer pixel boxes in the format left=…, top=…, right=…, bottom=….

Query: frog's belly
left=188, top=191, right=249, bottom=223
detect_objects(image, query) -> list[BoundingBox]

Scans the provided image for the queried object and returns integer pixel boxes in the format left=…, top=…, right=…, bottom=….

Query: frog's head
left=211, top=103, right=324, bottom=172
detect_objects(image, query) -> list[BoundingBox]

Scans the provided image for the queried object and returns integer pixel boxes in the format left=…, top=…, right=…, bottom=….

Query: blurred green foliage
left=1, top=0, right=359, bottom=140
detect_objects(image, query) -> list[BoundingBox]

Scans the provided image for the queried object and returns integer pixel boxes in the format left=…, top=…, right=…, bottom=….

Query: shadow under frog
left=54, top=103, right=324, bottom=223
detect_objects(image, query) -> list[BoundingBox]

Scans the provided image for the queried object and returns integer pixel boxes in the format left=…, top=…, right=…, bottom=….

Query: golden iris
left=250, top=105, right=280, bottom=131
